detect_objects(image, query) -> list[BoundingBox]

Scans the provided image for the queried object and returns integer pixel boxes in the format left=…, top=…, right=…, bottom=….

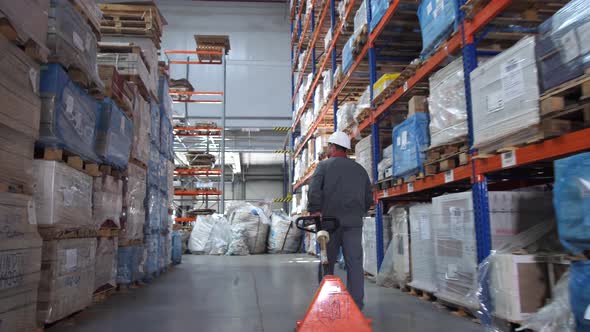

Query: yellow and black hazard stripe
left=273, top=150, right=293, bottom=154
left=273, top=126, right=291, bottom=132
left=274, top=194, right=293, bottom=203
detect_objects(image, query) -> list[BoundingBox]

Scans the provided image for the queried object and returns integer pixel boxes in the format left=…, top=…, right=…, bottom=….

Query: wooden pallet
left=36, top=147, right=102, bottom=177
left=0, top=18, right=49, bottom=63
left=69, top=0, right=102, bottom=40
left=424, top=140, right=469, bottom=176
left=129, top=157, right=148, bottom=170
left=372, top=61, right=421, bottom=107
left=436, top=299, right=477, bottom=321
left=97, top=227, right=120, bottom=238
left=355, top=107, right=371, bottom=124
left=352, top=26, right=368, bottom=54
left=92, top=284, right=116, bottom=303
left=194, top=35, right=230, bottom=62
left=38, top=227, right=98, bottom=241
left=395, top=172, right=425, bottom=186
left=99, top=4, right=164, bottom=48
left=120, top=72, right=151, bottom=102
left=95, top=65, right=134, bottom=118
left=408, top=286, right=437, bottom=302
left=119, top=238, right=143, bottom=247
left=460, top=0, right=490, bottom=19
left=98, top=165, right=124, bottom=179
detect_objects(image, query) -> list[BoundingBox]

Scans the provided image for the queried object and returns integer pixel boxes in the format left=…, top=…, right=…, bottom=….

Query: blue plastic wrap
left=39, top=63, right=99, bottom=162
left=159, top=113, right=173, bottom=159
left=417, top=0, right=459, bottom=59
left=116, top=245, right=143, bottom=284
left=392, top=113, right=430, bottom=178
left=369, top=0, right=389, bottom=32
left=158, top=76, right=172, bottom=120
left=96, top=99, right=133, bottom=169
left=342, top=36, right=355, bottom=74
left=570, top=261, right=590, bottom=332
left=553, top=152, right=590, bottom=254
left=171, top=231, right=182, bottom=265
left=159, top=153, right=168, bottom=193
left=144, top=186, right=161, bottom=234
left=143, top=234, right=160, bottom=278
left=536, top=0, right=590, bottom=93
left=149, top=101, right=160, bottom=145
left=159, top=190, right=169, bottom=229
left=147, top=143, right=160, bottom=188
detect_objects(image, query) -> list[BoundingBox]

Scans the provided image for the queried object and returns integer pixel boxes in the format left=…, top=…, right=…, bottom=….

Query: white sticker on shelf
left=403, top=81, right=408, bottom=92
left=419, top=213, right=430, bottom=240
left=449, top=207, right=465, bottom=239
left=401, top=131, right=408, bottom=149
left=578, top=21, right=590, bottom=55
left=501, top=58, right=526, bottom=103
left=560, top=29, right=580, bottom=64
left=407, top=182, right=414, bottom=193
left=501, top=150, right=517, bottom=168
left=444, top=170, right=454, bottom=183
left=72, top=31, right=85, bottom=51
left=65, top=249, right=77, bottom=270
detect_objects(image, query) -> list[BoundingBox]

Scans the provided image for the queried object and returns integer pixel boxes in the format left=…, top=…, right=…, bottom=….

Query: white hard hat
left=328, top=131, right=351, bottom=149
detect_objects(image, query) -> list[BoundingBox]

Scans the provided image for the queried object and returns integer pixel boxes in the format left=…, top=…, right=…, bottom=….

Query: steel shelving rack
left=165, top=46, right=228, bottom=223
left=289, top=0, right=589, bottom=319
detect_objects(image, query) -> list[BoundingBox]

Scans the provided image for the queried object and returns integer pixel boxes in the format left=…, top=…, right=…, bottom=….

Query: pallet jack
left=294, top=216, right=372, bottom=332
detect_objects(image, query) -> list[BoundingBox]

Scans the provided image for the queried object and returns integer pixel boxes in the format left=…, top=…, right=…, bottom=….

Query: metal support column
left=330, top=0, right=338, bottom=130
left=220, top=49, right=227, bottom=214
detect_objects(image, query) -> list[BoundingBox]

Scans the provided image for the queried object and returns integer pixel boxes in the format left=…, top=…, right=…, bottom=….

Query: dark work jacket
left=307, top=156, right=373, bottom=228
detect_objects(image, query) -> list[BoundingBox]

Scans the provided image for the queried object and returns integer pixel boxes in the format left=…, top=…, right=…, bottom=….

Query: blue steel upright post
left=459, top=0, right=493, bottom=325
left=365, top=0, right=384, bottom=271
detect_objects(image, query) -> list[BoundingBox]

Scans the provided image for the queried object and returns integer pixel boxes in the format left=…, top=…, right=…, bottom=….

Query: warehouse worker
left=307, top=131, right=373, bottom=310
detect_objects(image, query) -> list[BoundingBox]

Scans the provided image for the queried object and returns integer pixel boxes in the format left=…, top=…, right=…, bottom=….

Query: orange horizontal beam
left=172, top=99, right=223, bottom=104
left=175, top=217, right=196, bottom=223
left=293, top=0, right=315, bottom=72
left=175, top=168, right=222, bottom=175
left=376, top=163, right=472, bottom=199
left=169, top=60, right=222, bottom=65
left=173, top=127, right=222, bottom=131
left=475, top=128, right=590, bottom=175
left=165, top=50, right=224, bottom=55
left=293, top=162, right=318, bottom=191
left=174, top=133, right=222, bottom=137
left=169, top=90, right=224, bottom=96
left=174, top=190, right=223, bottom=196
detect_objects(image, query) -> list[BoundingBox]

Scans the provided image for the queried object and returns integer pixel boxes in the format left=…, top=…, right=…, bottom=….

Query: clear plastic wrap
left=39, top=63, right=100, bottom=162
left=324, top=27, right=332, bottom=51
left=96, top=99, right=133, bottom=169
left=408, top=203, right=437, bottom=293
left=130, top=84, right=150, bottom=165
left=342, top=36, right=355, bottom=74
left=70, top=0, right=102, bottom=35
left=159, top=108, right=173, bottom=160
left=390, top=206, right=411, bottom=288
left=47, top=0, right=102, bottom=90
left=121, top=163, right=146, bottom=242
left=167, top=160, right=174, bottom=206
left=471, top=36, right=540, bottom=150
left=536, top=0, right=590, bottom=92
left=116, top=244, right=143, bottom=284
left=143, top=234, right=159, bottom=277
left=227, top=202, right=270, bottom=254
left=417, top=0, right=458, bottom=59
left=33, top=160, right=93, bottom=229
left=159, top=154, right=168, bottom=193
left=147, top=143, right=160, bottom=188
left=0, top=34, right=42, bottom=139
left=569, top=261, right=590, bottom=331
left=0, top=0, right=49, bottom=54
left=392, top=113, right=430, bottom=178
left=355, top=134, right=373, bottom=183
left=354, top=86, right=371, bottom=120
left=369, top=0, right=389, bottom=32
left=376, top=241, right=395, bottom=287
left=97, top=52, right=153, bottom=97
left=322, top=70, right=332, bottom=100
left=336, top=102, right=357, bottom=132
left=226, top=224, right=250, bottom=256
left=94, top=237, right=117, bottom=290
left=0, top=287, right=38, bottom=332
left=333, top=64, right=343, bottom=85
left=313, top=84, right=323, bottom=116
left=362, top=217, right=377, bottom=276
left=92, top=175, right=123, bottom=229
left=267, top=211, right=301, bottom=253
left=432, top=191, right=555, bottom=310
left=144, top=186, right=161, bottom=234
left=149, top=101, right=160, bottom=144
left=188, top=214, right=229, bottom=254
left=158, top=76, right=173, bottom=120
left=428, top=56, right=468, bottom=148
left=553, top=152, right=590, bottom=254
left=171, top=230, right=182, bottom=264
left=159, top=188, right=169, bottom=231
left=37, top=238, right=97, bottom=324
left=353, top=0, right=367, bottom=37
left=377, top=157, right=393, bottom=181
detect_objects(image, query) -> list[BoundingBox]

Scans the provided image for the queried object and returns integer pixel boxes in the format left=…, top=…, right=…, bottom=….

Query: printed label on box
left=486, top=90, right=504, bottom=114
left=401, top=131, right=408, bottom=149
left=419, top=213, right=431, bottom=240
left=560, top=29, right=580, bottom=64
left=446, top=263, right=458, bottom=279
left=72, top=31, right=85, bottom=51
left=65, top=249, right=77, bottom=270
left=577, top=21, right=590, bottom=55
left=501, top=150, right=517, bottom=168
left=501, top=58, right=525, bottom=103
left=449, top=207, right=465, bottom=239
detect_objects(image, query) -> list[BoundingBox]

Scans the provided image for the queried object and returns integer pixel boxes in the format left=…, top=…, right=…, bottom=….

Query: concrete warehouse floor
left=48, top=254, right=482, bottom=332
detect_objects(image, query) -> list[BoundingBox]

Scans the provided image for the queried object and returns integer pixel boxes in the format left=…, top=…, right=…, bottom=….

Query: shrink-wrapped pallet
left=37, top=238, right=96, bottom=324
left=158, top=75, right=172, bottom=120
left=343, top=36, right=354, bottom=74
left=47, top=0, right=102, bottom=90
left=130, top=84, right=150, bottom=166
left=159, top=113, right=173, bottom=160
left=96, top=99, right=133, bottom=169
left=143, top=234, right=159, bottom=278
left=149, top=101, right=160, bottom=144
left=369, top=0, right=389, bottom=32
left=390, top=206, right=410, bottom=288
left=147, top=143, right=160, bottom=188
left=0, top=0, right=49, bottom=52
left=0, top=34, right=42, bottom=138
left=144, top=187, right=161, bottom=234
left=159, top=190, right=169, bottom=230
left=432, top=191, right=554, bottom=309
left=39, top=63, right=100, bottom=162
left=362, top=217, right=377, bottom=276
left=471, top=36, right=540, bottom=151
left=227, top=203, right=270, bottom=254
left=0, top=193, right=42, bottom=332
left=94, top=237, right=117, bottom=290
left=159, top=154, right=168, bottom=193
left=97, top=52, right=152, bottom=97
left=553, top=152, right=590, bottom=254
left=92, top=175, right=123, bottom=229
left=33, top=160, right=93, bottom=229
left=116, top=245, right=143, bottom=284
left=570, top=261, right=590, bottom=331
left=428, top=57, right=467, bottom=148
left=121, top=163, right=146, bottom=242
left=355, top=134, right=373, bottom=183
left=0, top=125, right=36, bottom=194
left=171, top=230, right=182, bottom=264
left=353, top=0, right=366, bottom=37
left=536, top=0, right=590, bottom=92
left=167, top=160, right=174, bottom=206
left=417, top=0, right=458, bottom=59
left=408, top=203, right=436, bottom=293
left=392, top=113, right=430, bottom=178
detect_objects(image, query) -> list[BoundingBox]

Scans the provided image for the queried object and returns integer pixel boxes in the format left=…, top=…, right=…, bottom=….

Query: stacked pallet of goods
left=0, top=1, right=175, bottom=329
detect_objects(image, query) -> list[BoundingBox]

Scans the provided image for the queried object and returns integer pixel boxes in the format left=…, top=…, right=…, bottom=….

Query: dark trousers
left=317, top=226, right=364, bottom=310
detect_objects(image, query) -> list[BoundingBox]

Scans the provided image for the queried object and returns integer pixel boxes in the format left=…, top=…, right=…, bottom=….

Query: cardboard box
left=408, top=95, right=428, bottom=117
